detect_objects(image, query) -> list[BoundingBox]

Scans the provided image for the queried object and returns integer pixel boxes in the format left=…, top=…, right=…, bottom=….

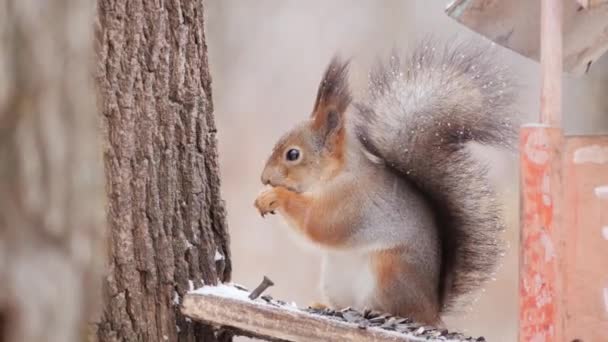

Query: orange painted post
left=519, top=127, right=564, bottom=342
left=519, top=0, right=564, bottom=341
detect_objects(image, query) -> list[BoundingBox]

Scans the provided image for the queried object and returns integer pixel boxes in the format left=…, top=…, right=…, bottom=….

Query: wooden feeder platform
left=181, top=282, right=483, bottom=342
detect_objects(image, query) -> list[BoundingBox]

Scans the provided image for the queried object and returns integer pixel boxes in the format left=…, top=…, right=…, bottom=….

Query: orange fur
left=255, top=186, right=357, bottom=247
left=372, top=247, right=408, bottom=289
left=371, top=248, right=440, bottom=324
left=275, top=187, right=354, bottom=247
left=310, top=108, right=347, bottom=177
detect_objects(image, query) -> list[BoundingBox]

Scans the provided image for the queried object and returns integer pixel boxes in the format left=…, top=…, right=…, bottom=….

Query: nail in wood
left=248, top=276, right=274, bottom=300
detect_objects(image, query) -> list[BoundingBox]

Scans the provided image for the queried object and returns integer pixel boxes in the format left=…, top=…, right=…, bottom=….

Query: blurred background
left=205, top=1, right=608, bottom=340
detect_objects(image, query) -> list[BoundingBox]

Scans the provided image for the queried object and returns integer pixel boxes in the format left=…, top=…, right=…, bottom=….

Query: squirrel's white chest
left=320, top=251, right=376, bottom=309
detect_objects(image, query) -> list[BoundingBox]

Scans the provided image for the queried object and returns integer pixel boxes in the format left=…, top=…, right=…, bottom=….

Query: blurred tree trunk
left=94, top=1, right=230, bottom=341
left=0, top=1, right=105, bottom=342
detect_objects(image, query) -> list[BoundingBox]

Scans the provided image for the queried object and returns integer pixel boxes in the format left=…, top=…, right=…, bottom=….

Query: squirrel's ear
left=311, top=56, right=351, bottom=147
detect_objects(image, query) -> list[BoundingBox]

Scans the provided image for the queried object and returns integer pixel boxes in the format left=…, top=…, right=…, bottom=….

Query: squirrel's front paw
left=254, top=188, right=280, bottom=217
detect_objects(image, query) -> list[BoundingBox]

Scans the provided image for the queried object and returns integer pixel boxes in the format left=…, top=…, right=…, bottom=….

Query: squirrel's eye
left=286, top=148, right=300, bottom=161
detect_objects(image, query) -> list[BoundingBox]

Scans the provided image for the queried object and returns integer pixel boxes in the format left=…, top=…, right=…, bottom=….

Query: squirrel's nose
left=261, top=168, right=271, bottom=185
left=261, top=174, right=270, bottom=186
left=261, top=166, right=283, bottom=186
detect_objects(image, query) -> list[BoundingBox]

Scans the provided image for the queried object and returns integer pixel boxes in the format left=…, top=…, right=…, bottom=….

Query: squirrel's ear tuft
left=311, top=56, right=351, bottom=144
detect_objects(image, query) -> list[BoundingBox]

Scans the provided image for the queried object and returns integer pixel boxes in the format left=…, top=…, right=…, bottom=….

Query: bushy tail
left=354, top=40, right=517, bottom=312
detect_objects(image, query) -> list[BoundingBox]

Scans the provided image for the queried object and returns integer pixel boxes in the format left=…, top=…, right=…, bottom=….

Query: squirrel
left=254, top=40, right=516, bottom=325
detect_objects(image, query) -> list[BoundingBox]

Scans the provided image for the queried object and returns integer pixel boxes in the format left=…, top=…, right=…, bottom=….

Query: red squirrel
left=254, top=40, right=516, bottom=325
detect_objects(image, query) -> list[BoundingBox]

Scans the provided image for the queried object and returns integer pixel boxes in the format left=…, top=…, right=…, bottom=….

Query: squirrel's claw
left=254, top=188, right=280, bottom=218
left=259, top=209, right=276, bottom=218
left=260, top=211, right=275, bottom=218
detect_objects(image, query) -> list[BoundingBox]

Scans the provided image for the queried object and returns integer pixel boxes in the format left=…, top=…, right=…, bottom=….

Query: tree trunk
left=94, top=1, right=230, bottom=341
left=0, top=1, right=105, bottom=342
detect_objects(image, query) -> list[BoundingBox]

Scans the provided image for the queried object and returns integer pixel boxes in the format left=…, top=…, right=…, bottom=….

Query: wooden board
left=181, top=284, right=476, bottom=342
left=562, top=135, right=608, bottom=341
left=446, top=0, right=608, bottom=75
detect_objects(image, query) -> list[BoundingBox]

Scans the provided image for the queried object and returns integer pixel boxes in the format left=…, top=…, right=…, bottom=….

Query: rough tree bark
left=0, top=1, right=105, bottom=342
left=94, top=1, right=230, bottom=341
